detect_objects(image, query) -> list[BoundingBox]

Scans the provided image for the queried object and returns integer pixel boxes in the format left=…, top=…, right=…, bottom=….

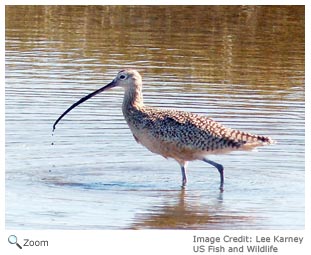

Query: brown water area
left=6, top=6, right=304, bottom=229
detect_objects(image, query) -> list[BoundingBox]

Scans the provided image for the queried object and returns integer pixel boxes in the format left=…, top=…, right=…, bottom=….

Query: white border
left=3, top=0, right=309, bottom=5
left=1, top=2, right=309, bottom=255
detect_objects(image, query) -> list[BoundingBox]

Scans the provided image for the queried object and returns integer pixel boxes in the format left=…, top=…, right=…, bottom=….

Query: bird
left=53, top=69, right=274, bottom=191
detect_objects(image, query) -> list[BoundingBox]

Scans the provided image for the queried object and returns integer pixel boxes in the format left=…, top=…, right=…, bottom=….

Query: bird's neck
left=122, top=84, right=144, bottom=112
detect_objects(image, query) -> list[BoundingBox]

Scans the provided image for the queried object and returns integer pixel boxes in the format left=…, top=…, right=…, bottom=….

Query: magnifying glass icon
left=8, top=235, right=22, bottom=249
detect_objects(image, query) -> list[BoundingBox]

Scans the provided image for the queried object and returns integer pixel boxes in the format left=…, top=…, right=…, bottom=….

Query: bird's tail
left=229, top=129, right=275, bottom=149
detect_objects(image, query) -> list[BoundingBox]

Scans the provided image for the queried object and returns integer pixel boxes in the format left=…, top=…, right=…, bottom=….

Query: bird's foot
left=219, top=185, right=224, bottom=193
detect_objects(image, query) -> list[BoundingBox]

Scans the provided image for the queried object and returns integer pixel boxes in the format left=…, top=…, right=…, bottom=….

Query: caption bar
left=192, top=234, right=303, bottom=253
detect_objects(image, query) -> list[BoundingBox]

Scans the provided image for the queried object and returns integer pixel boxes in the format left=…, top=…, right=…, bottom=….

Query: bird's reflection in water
left=130, top=188, right=251, bottom=230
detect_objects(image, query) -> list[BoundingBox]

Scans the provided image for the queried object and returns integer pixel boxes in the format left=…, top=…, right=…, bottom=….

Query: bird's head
left=52, top=69, right=142, bottom=131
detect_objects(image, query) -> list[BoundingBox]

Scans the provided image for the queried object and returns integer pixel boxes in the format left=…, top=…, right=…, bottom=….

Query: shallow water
left=5, top=6, right=304, bottom=229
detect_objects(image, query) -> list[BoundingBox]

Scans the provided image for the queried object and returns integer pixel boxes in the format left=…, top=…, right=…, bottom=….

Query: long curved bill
left=53, top=80, right=116, bottom=131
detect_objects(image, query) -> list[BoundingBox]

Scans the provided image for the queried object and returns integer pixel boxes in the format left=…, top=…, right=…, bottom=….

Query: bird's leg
left=181, top=165, right=187, bottom=187
left=203, top=158, right=224, bottom=192
left=179, top=161, right=188, bottom=188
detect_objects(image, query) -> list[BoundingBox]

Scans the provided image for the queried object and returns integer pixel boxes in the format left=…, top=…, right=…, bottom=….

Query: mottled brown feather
left=118, top=69, right=274, bottom=162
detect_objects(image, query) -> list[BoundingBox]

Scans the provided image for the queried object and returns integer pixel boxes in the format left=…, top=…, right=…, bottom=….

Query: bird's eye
left=119, top=74, right=126, bottom=80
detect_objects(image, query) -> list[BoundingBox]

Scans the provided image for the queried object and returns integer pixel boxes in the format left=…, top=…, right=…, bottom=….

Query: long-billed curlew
left=53, top=69, right=274, bottom=191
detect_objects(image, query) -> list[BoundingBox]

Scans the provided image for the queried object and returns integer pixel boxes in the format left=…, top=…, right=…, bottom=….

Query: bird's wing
left=140, top=107, right=273, bottom=151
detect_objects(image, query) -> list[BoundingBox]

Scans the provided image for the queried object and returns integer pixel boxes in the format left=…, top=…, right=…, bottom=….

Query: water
left=5, top=6, right=304, bottom=229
